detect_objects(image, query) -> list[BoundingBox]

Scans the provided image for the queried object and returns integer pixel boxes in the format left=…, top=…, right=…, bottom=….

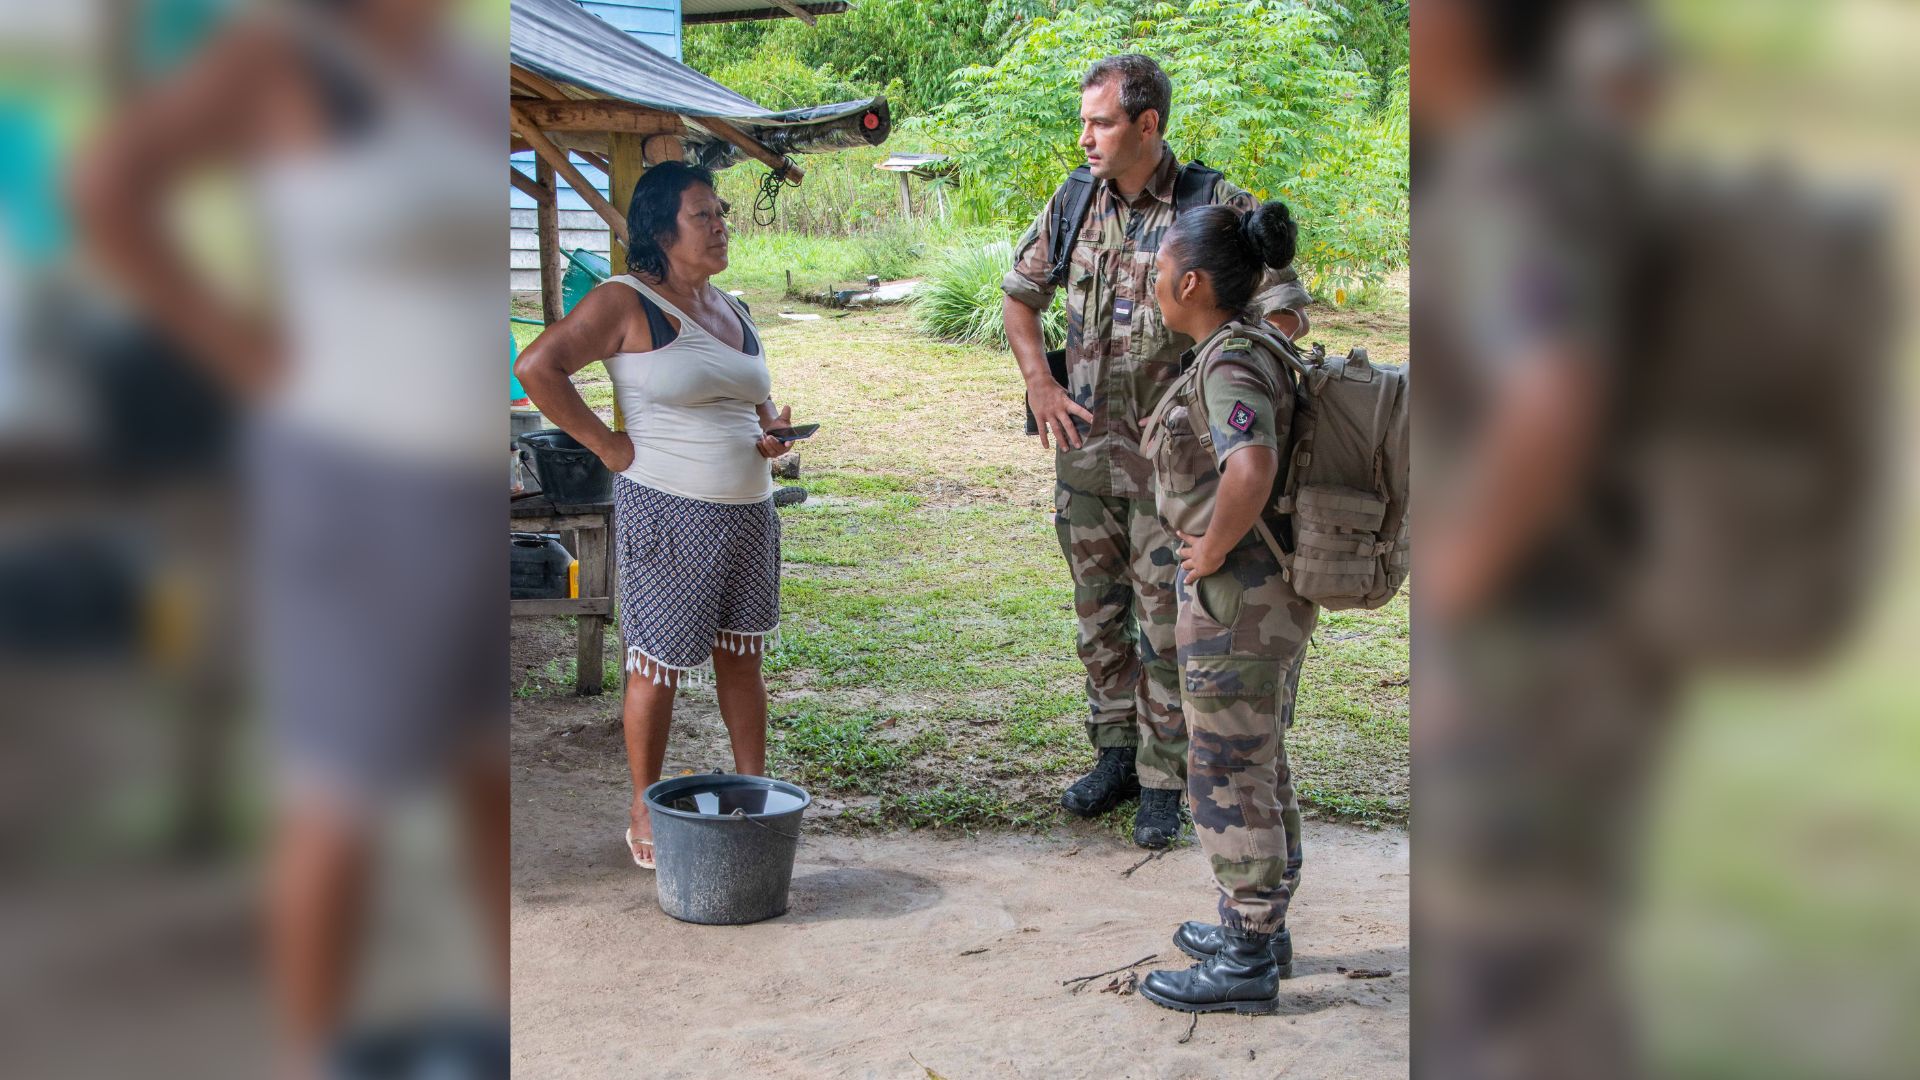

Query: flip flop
left=624, top=827, right=655, bottom=870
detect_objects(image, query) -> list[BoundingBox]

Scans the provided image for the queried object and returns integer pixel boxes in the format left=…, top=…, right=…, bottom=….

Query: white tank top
left=247, top=19, right=499, bottom=467
left=601, top=275, right=774, bottom=504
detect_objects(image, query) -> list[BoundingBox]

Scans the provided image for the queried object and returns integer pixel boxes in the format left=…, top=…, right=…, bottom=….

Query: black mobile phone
left=766, top=423, right=820, bottom=442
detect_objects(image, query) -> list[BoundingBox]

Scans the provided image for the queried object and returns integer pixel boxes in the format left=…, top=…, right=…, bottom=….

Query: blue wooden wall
left=511, top=1, right=683, bottom=287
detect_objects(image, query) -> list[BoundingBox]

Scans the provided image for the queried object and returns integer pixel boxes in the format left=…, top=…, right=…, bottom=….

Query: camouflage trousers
left=1177, top=541, right=1318, bottom=935
left=1052, top=483, right=1186, bottom=790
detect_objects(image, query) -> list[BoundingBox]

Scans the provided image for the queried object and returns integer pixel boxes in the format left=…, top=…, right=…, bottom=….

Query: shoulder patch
left=1227, top=401, right=1257, bottom=433
left=1222, top=337, right=1251, bottom=352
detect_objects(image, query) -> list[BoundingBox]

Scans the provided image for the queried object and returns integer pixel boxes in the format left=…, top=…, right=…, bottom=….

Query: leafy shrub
left=914, top=239, right=1066, bottom=350
left=932, top=0, right=1408, bottom=292
left=708, top=52, right=866, bottom=111
left=686, top=0, right=1002, bottom=118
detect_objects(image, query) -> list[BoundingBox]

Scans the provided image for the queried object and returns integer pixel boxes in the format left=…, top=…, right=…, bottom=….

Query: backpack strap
left=1182, top=326, right=1295, bottom=567
left=1172, top=160, right=1224, bottom=215
left=1046, top=159, right=1224, bottom=288
left=1045, top=166, right=1096, bottom=287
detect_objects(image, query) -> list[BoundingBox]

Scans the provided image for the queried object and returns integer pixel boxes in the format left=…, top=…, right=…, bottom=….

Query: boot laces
left=1093, top=745, right=1133, bottom=781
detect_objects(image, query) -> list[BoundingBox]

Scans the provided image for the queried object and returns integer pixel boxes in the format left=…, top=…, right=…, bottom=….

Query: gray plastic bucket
left=643, top=774, right=811, bottom=925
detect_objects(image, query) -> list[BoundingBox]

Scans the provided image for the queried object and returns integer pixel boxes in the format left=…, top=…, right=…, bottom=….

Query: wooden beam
left=642, top=134, right=683, bottom=167
left=534, top=157, right=564, bottom=327
left=509, top=64, right=567, bottom=101
left=576, top=150, right=610, bottom=173
left=511, top=104, right=628, bottom=242
left=509, top=165, right=552, bottom=207
left=695, top=117, right=806, bottom=184
left=514, top=100, right=687, bottom=136
left=682, top=2, right=847, bottom=25
left=510, top=598, right=613, bottom=618
left=766, top=0, right=818, bottom=27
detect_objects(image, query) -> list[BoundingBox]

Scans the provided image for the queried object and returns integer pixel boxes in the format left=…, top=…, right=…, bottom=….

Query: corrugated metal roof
left=511, top=0, right=873, bottom=127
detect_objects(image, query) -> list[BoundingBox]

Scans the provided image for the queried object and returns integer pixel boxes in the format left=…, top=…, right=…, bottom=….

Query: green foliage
left=771, top=708, right=905, bottom=792
left=685, top=1, right=1002, bottom=117
left=707, top=52, right=866, bottom=111
left=913, top=239, right=1067, bottom=350
left=1324, top=0, right=1409, bottom=112
left=931, top=0, right=1408, bottom=290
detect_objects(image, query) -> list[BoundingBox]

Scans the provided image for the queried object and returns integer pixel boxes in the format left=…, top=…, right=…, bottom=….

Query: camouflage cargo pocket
left=1154, top=409, right=1213, bottom=538
left=1183, top=655, right=1283, bottom=768
left=1189, top=568, right=1245, bottom=630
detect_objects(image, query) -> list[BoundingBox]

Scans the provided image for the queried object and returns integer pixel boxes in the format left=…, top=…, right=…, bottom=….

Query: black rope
left=753, top=164, right=793, bottom=227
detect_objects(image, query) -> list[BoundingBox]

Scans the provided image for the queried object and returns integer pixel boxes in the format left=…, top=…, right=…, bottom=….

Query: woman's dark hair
left=624, top=161, right=718, bottom=279
left=1163, top=201, right=1298, bottom=314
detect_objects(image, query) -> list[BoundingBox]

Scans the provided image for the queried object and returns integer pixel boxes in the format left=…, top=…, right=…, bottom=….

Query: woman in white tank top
left=516, top=163, right=805, bottom=871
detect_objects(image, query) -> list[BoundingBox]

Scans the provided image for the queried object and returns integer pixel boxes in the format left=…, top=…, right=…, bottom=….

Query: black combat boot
left=1172, top=921, right=1293, bottom=978
left=1059, top=745, right=1140, bottom=817
left=1140, top=928, right=1282, bottom=1015
left=1132, top=787, right=1184, bottom=849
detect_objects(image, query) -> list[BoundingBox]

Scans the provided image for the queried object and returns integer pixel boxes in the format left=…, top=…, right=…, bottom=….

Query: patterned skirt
left=613, top=476, right=781, bottom=687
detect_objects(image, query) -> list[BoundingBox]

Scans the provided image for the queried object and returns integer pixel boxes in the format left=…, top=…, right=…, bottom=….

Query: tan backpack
left=1189, top=329, right=1410, bottom=611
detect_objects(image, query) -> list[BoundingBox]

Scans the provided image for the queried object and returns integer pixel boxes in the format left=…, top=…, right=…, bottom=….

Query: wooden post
left=535, top=157, right=564, bottom=326
left=897, top=172, right=913, bottom=218
left=575, top=522, right=608, bottom=696
left=607, top=132, right=647, bottom=277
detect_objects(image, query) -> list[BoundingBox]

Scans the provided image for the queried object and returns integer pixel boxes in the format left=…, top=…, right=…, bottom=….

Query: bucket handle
left=728, top=807, right=801, bottom=841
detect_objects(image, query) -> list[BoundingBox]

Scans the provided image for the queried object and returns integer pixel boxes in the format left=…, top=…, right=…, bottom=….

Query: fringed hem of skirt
left=623, top=627, right=780, bottom=689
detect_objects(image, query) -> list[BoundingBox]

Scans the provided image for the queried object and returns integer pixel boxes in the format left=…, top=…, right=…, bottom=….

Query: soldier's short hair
left=1081, top=54, right=1173, bottom=137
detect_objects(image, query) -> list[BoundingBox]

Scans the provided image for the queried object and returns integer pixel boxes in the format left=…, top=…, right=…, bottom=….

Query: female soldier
left=515, top=161, right=799, bottom=870
left=1136, top=200, right=1317, bottom=1014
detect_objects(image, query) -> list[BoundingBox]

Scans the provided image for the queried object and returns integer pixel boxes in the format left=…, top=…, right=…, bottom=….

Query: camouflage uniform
left=1145, top=321, right=1318, bottom=934
left=1003, top=147, right=1311, bottom=791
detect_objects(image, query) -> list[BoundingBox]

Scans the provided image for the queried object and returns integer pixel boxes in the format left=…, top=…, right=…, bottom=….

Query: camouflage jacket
left=1143, top=321, right=1292, bottom=546
left=1003, top=147, right=1310, bottom=499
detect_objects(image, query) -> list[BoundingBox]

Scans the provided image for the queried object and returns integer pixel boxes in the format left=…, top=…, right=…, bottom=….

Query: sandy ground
left=512, top=708, right=1409, bottom=1079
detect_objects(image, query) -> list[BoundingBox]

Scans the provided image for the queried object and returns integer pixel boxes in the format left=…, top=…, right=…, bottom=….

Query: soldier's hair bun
left=1165, top=199, right=1300, bottom=315
left=1240, top=201, right=1298, bottom=271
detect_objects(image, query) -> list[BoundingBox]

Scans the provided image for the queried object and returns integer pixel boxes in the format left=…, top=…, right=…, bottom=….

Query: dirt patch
left=512, top=742, right=1409, bottom=1078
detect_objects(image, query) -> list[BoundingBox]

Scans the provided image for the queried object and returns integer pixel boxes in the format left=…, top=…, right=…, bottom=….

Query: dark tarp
left=510, top=0, right=888, bottom=168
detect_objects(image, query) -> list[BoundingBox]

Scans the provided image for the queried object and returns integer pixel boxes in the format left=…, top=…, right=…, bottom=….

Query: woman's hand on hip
left=596, top=432, right=636, bottom=473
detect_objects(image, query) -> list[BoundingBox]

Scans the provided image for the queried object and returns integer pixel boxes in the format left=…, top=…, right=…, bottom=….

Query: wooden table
left=511, top=494, right=615, bottom=695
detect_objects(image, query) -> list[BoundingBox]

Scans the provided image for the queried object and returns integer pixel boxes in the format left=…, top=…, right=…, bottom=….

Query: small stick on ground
left=959, top=948, right=988, bottom=956
left=1062, top=954, right=1158, bottom=993
left=1177, top=1012, right=1199, bottom=1044
left=1120, top=849, right=1170, bottom=878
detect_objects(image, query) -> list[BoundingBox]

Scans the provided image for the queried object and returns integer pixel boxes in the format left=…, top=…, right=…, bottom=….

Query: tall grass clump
left=913, top=239, right=1065, bottom=351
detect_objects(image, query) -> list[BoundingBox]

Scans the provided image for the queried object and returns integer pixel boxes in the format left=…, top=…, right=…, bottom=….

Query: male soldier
left=1002, top=55, right=1311, bottom=848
